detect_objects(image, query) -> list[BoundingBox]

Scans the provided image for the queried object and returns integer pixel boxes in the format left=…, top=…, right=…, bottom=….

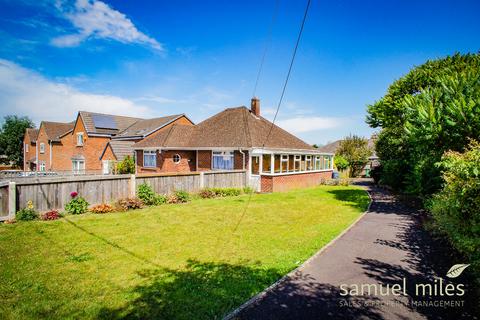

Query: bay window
left=262, top=154, right=271, bottom=173
left=294, top=155, right=301, bottom=171
left=212, top=151, right=234, bottom=170
left=315, top=156, right=321, bottom=170
left=281, top=154, right=289, bottom=172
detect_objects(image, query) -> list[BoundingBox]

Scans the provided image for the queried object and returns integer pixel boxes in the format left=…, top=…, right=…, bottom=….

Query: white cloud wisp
left=52, top=0, right=162, bottom=50
left=0, top=59, right=152, bottom=124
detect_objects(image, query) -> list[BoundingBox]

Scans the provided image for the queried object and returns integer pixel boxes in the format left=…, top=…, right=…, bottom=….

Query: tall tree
left=0, top=115, right=34, bottom=168
left=366, top=53, right=480, bottom=196
left=337, top=135, right=372, bottom=177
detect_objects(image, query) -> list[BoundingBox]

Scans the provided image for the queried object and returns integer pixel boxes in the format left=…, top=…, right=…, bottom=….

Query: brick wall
left=36, top=125, right=50, bottom=171
left=100, top=144, right=117, bottom=161
left=197, top=150, right=211, bottom=171
left=260, top=170, right=333, bottom=193
left=234, top=150, right=248, bottom=170
left=23, top=133, right=36, bottom=171
left=136, top=150, right=196, bottom=173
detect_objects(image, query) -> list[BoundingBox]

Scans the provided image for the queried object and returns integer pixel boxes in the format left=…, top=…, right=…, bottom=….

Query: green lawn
left=0, top=186, right=369, bottom=319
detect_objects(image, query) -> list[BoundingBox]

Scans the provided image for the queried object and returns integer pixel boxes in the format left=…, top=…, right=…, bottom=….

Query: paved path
left=231, top=184, right=478, bottom=320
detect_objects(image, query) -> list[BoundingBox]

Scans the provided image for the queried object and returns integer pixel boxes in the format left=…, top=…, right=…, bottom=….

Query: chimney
left=251, top=97, right=260, bottom=116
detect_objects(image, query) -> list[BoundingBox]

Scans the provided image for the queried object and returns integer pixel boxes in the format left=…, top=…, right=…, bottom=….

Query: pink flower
left=70, top=191, right=78, bottom=198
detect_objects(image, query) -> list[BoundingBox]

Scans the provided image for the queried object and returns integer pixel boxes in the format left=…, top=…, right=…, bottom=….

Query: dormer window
left=40, top=143, right=45, bottom=154
left=77, top=132, right=84, bottom=146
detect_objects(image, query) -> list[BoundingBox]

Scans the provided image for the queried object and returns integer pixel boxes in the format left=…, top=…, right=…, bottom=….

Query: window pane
left=212, top=151, right=233, bottom=170
left=288, top=155, right=295, bottom=171
left=262, top=154, right=271, bottom=173
left=251, top=156, right=260, bottom=174
left=301, top=155, right=305, bottom=171
left=274, top=155, right=281, bottom=173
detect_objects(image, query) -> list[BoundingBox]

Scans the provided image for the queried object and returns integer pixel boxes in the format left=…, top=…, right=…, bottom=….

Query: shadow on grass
left=97, top=259, right=282, bottom=320
left=327, top=189, right=370, bottom=211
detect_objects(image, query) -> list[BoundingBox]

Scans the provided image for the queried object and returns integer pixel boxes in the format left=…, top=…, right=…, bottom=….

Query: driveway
left=229, top=183, right=478, bottom=320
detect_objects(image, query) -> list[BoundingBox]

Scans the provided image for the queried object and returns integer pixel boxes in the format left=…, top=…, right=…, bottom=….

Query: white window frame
left=173, top=154, right=181, bottom=164
left=305, top=155, right=312, bottom=171
left=40, top=143, right=45, bottom=154
left=143, top=150, right=157, bottom=168
left=39, top=161, right=46, bottom=172
left=212, top=151, right=234, bottom=170
left=77, top=132, right=84, bottom=146
left=294, top=155, right=301, bottom=172
left=25, top=143, right=29, bottom=153
left=72, top=160, right=85, bottom=174
left=315, top=156, right=321, bottom=170
left=280, top=154, right=289, bottom=173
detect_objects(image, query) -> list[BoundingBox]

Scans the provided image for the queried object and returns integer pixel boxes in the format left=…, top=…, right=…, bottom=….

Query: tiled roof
left=317, top=140, right=341, bottom=153
left=134, top=106, right=315, bottom=150
left=79, top=111, right=141, bottom=136
left=25, top=128, right=39, bottom=142
left=42, top=122, right=74, bottom=142
left=114, top=114, right=186, bottom=138
left=105, top=140, right=136, bottom=160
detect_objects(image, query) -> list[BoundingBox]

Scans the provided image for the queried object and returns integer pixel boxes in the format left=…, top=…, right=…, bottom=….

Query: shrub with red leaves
left=41, top=210, right=61, bottom=221
left=70, top=191, right=78, bottom=198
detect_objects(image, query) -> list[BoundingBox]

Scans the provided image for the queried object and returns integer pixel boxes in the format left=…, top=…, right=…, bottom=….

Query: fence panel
left=0, top=182, right=9, bottom=220
left=204, top=171, right=247, bottom=189
left=6, top=170, right=247, bottom=214
left=136, top=173, right=201, bottom=194
left=16, top=175, right=131, bottom=211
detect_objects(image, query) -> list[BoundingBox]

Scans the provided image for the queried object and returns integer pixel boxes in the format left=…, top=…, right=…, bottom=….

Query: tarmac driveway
left=229, top=183, right=478, bottom=320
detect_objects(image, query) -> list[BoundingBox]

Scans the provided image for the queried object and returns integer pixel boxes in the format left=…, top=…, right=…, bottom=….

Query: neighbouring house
left=23, top=111, right=194, bottom=173
left=134, top=98, right=334, bottom=192
left=318, top=136, right=379, bottom=177
left=23, top=128, right=39, bottom=171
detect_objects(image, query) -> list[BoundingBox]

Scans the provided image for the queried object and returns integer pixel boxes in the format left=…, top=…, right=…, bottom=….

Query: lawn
left=0, top=185, right=369, bottom=319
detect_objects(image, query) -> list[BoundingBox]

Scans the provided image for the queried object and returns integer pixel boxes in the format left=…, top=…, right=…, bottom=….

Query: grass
left=0, top=185, right=369, bottom=319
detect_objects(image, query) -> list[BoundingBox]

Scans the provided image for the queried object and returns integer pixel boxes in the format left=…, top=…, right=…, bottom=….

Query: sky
left=0, top=0, right=479, bottom=145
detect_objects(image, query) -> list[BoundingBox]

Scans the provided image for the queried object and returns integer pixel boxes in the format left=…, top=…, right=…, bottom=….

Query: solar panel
left=92, top=114, right=117, bottom=130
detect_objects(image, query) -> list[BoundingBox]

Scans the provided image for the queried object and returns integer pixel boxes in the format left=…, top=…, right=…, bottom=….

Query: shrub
left=243, top=186, right=254, bottom=194
left=16, top=201, right=38, bottom=221
left=137, top=183, right=166, bottom=205
left=16, top=200, right=38, bottom=221
left=40, top=210, right=61, bottom=221
left=90, top=203, right=114, bottom=214
left=166, top=194, right=179, bottom=204
left=334, top=154, right=349, bottom=171
left=428, top=141, right=480, bottom=274
left=16, top=209, right=38, bottom=221
left=198, top=188, right=216, bottom=199
left=116, top=198, right=143, bottom=211
left=65, top=192, right=89, bottom=215
left=116, top=155, right=135, bottom=174
left=174, top=190, right=190, bottom=203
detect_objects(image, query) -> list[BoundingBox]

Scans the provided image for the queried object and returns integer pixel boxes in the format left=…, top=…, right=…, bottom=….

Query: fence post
left=129, top=174, right=136, bottom=198
left=199, top=172, right=204, bottom=189
left=8, top=181, right=16, bottom=220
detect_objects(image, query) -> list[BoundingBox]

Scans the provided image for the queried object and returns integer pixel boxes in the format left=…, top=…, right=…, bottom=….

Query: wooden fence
left=0, top=170, right=247, bottom=216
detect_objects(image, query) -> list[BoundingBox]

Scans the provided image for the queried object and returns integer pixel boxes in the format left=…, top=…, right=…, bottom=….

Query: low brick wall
left=260, top=171, right=333, bottom=193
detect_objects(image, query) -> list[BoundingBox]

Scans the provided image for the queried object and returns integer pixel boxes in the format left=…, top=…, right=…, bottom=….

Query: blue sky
left=0, top=0, right=479, bottom=145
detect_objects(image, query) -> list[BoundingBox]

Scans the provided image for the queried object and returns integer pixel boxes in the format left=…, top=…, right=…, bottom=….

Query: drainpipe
left=35, top=142, right=38, bottom=172
left=238, top=149, right=246, bottom=170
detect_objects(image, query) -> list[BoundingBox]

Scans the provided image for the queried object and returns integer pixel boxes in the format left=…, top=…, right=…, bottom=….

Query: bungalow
left=134, top=98, right=334, bottom=192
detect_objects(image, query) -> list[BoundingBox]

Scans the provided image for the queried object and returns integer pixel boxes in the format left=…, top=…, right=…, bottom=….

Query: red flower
left=70, top=191, right=78, bottom=198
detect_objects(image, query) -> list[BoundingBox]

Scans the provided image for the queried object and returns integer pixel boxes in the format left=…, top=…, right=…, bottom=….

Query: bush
left=40, top=210, right=61, bottom=221
left=334, top=154, right=349, bottom=171
left=116, top=198, right=143, bottom=211
left=428, top=141, right=480, bottom=273
left=116, top=155, right=135, bottom=174
left=174, top=190, right=190, bottom=203
left=90, top=203, right=114, bottom=214
left=65, top=192, right=89, bottom=215
left=198, top=188, right=216, bottom=199
left=243, top=186, right=254, bottom=194
left=137, top=183, right=166, bottom=205
left=16, top=201, right=38, bottom=221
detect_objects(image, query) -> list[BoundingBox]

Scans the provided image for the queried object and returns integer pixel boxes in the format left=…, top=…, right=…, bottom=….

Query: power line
left=231, top=0, right=312, bottom=235
left=252, top=0, right=281, bottom=98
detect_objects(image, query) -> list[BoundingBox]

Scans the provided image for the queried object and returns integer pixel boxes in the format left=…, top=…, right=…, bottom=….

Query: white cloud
left=52, top=0, right=162, bottom=50
left=276, top=116, right=345, bottom=133
left=0, top=59, right=152, bottom=124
